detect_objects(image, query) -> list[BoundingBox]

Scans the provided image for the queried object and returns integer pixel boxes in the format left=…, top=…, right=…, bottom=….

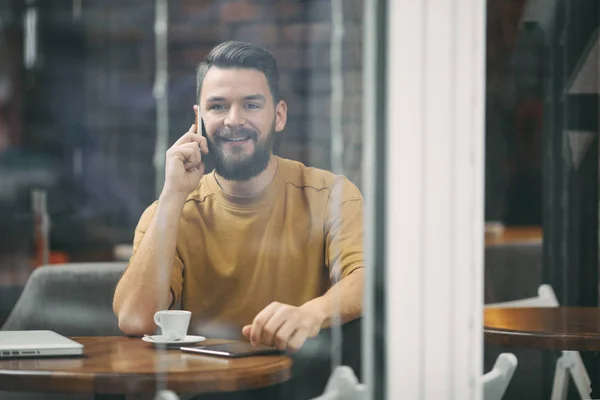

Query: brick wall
left=81, top=0, right=364, bottom=224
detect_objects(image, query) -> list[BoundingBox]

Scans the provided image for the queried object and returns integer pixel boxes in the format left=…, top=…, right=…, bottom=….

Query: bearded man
left=113, top=41, right=364, bottom=360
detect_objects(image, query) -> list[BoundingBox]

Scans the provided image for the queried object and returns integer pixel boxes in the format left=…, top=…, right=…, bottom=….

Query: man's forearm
left=113, top=193, right=186, bottom=335
left=301, top=268, right=364, bottom=329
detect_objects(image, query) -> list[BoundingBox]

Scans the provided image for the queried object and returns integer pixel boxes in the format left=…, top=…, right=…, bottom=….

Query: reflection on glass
left=0, top=1, right=368, bottom=399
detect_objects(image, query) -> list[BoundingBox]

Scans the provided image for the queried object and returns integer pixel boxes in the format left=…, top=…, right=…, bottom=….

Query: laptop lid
left=0, top=330, right=84, bottom=358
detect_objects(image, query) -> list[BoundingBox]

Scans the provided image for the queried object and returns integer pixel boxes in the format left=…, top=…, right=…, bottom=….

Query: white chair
left=483, top=353, right=518, bottom=400
left=309, top=366, right=367, bottom=400
left=154, top=390, right=180, bottom=400
left=309, top=361, right=518, bottom=400
left=486, top=284, right=591, bottom=400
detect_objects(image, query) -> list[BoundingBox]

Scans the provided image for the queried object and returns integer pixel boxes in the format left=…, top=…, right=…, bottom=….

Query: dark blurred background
left=0, top=0, right=364, bottom=261
left=0, top=0, right=550, bottom=264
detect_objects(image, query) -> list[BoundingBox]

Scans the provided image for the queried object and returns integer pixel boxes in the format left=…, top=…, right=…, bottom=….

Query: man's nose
left=224, top=106, right=245, bottom=127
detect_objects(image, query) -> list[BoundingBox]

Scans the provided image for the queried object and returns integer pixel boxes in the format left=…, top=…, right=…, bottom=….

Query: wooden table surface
left=485, top=226, right=543, bottom=246
left=0, top=336, right=292, bottom=396
left=484, top=307, right=600, bottom=351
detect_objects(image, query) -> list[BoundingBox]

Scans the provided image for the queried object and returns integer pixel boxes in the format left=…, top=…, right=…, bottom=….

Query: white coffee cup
left=154, top=310, right=191, bottom=340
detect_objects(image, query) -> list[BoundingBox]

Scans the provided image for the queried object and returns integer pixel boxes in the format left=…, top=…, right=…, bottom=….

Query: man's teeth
left=225, top=137, right=249, bottom=142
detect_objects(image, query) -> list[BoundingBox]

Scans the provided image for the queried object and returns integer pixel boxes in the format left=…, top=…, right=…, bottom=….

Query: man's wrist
left=301, top=297, right=329, bottom=328
left=158, top=190, right=188, bottom=210
left=155, top=191, right=187, bottom=231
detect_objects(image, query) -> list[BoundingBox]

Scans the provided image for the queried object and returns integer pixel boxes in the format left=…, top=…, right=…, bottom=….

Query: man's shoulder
left=278, top=157, right=363, bottom=201
left=185, top=174, right=214, bottom=204
left=134, top=177, right=214, bottom=231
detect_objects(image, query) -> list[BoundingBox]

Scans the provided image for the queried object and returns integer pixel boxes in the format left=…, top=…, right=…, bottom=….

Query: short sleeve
left=324, top=177, right=365, bottom=282
left=130, top=201, right=184, bottom=309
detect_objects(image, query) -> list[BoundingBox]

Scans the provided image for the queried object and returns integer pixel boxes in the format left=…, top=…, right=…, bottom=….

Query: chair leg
left=563, top=352, right=592, bottom=399
left=570, top=364, right=592, bottom=399
left=551, top=358, right=569, bottom=400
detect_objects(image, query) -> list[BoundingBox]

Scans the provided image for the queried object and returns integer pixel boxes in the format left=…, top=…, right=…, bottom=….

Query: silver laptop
left=0, top=330, right=84, bottom=358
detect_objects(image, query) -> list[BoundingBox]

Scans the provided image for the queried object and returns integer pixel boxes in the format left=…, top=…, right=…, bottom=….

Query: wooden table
left=485, top=226, right=543, bottom=247
left=0, top=336, right=292, bottom=399
left=484, top=307, right=600, bottom=397
left=484, top=307, right=600, bottom=351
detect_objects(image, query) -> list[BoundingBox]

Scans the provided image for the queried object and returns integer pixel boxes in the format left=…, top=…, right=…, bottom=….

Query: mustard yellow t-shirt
left=131, top=156, right=364, bottom=338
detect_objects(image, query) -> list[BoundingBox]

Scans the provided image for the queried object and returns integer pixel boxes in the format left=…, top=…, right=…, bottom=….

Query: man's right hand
left=163, top=124, right=209, bottom=198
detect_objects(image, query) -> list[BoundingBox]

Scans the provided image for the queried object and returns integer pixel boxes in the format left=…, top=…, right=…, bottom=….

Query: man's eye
left=210, top=104, right=226, bottom=111
left=245, top=103, right=261, bottom=110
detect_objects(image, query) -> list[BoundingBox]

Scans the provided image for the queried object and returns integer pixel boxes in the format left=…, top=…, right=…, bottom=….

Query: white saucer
left=142, top=335, right=206, bottom=347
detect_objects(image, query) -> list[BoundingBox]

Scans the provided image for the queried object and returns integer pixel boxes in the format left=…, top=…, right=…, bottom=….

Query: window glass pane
left=485, top=1, right=599, bottom=399
left=0, top=1, right=368, bottom=400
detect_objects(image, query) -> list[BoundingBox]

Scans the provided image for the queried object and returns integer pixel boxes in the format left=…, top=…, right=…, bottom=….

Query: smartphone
left=195, top=109, right=207, bottom=138
left=195, top=111, right=213, bottom=167
left=180, top=342, right=283, bottom=358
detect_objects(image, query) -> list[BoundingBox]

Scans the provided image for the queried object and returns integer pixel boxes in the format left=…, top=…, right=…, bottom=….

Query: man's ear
left=275, top=100, right=287, bottom=132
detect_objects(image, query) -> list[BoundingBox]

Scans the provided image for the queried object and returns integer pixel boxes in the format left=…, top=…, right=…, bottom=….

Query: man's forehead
left=201, top=67, right=270, bottom=100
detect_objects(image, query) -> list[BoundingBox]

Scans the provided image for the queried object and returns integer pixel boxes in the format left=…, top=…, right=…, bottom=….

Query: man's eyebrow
left=205, top=95, right=266, bottom=102
left=244, top=94, right=266, bottom=102
left=206, top=96, right=226, bottom=102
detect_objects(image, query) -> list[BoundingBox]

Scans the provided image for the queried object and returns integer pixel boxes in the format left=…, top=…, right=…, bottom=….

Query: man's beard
left=207, top=122, right=276, bottom=181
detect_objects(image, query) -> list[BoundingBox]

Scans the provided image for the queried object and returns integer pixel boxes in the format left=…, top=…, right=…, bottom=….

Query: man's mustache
left=213, top=127, right=258, bottom=141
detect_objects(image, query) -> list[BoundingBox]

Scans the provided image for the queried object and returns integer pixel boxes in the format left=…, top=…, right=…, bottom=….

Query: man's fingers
left=198, top=135, right=209, bottom=154
left=189, top=122, right=211, bottom=154
left=179, top=142, right=202, bottom=154
left=287, top=328, right=309, bottom=353
left=273, top=320, right=297, bottom=351
left=260, top=308, right=287, bottom=347
left=250, top=302, right=280, bottom=346
left=172, top=130, right=209, bottom=155
left=172, top=126, right=196, bottom=145
left=173, top=145, right=201, bottom=169
left=172, top=127, right=204, bottom=147
left=242, top=325, right=252, bottom=337
left=179, top=143, right=201, bottom=167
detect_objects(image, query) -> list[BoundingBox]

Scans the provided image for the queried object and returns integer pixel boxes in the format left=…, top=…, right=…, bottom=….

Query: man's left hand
left=242, top=302, right=326, bottom=352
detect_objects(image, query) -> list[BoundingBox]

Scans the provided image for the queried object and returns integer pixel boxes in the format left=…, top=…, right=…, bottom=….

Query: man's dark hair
left=196, top=41, right=280, bottom=104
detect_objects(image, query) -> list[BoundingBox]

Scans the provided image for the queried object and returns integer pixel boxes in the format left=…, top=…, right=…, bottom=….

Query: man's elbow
left=116, top=309, right=156, bottom=336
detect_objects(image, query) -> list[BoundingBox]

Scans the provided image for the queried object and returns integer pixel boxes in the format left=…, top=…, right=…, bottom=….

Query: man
left=113, top=41, right=364, bottom=354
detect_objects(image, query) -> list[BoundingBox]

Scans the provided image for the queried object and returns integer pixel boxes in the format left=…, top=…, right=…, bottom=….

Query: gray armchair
left=1, top=262, right=126, bottom=336
left=0, top=262, right=127, bottom=400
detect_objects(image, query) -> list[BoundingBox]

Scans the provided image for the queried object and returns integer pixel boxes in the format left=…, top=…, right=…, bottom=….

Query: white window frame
left=362, top=0, right=486, bottom=398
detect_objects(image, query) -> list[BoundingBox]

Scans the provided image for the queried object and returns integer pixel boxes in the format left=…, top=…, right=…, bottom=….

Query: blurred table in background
left=485, top=225, right=543, bottom=246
